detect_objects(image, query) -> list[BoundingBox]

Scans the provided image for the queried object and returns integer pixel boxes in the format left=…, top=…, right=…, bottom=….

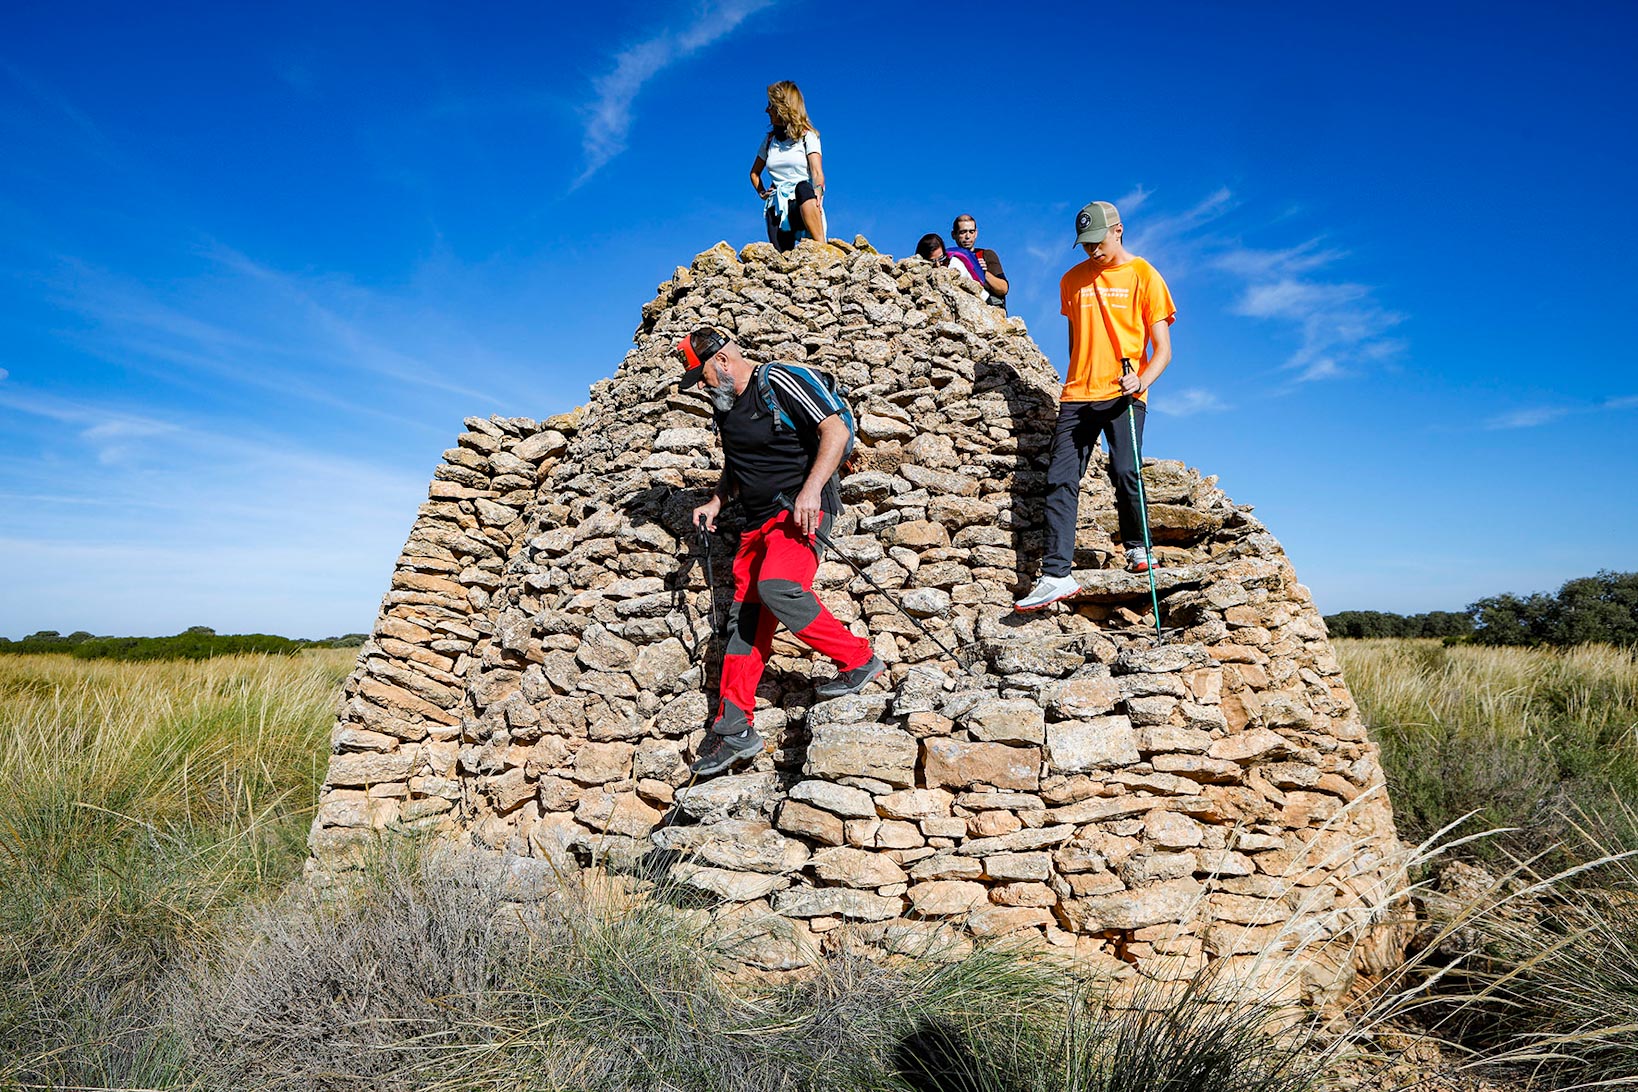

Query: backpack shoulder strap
left=752, top=363, right=794, bottom=430
left=770, top=363, right=846, bottom=417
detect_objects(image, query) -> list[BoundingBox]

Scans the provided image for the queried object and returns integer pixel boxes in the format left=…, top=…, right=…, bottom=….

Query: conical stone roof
left=307, top=238, right=1405, bottom=993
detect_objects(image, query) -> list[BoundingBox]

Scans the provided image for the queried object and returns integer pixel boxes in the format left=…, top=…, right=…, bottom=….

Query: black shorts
left=766, top=180, right=818, bottom=252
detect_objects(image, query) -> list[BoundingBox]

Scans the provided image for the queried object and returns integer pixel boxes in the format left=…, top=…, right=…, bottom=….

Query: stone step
left=1069, top=565, right=1208, bottom=602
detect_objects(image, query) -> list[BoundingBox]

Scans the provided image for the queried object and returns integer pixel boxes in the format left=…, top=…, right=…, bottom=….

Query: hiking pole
left=696, top=515, right=724, bottom=639
left=1122, top=359, right=1165, bottom=644
left=655, top=516, right=718, bottom=836
left=775, top=493, right=971, bottom=668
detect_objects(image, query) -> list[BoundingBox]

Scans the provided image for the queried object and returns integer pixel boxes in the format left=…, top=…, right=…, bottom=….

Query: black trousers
left=1041, top=399, right=1146, bottom=578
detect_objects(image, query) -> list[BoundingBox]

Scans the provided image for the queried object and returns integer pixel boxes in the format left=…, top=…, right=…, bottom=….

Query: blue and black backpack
left=751, top=362, right=856, bottom=463
left=711, top=362, right=857, bottom=473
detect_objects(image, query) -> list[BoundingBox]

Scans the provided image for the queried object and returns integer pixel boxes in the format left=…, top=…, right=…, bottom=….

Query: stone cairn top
left=307, top=237, right=1405, bottom=998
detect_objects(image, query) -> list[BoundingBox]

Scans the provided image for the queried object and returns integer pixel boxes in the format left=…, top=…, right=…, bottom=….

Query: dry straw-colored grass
left=0, top=649, right=351, bottom=1087
left=1337, top=638, right=1638, bottom=861
left=4, top=643, right=1637, bottom=1090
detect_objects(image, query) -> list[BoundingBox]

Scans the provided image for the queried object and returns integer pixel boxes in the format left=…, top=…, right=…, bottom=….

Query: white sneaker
left=1126, top=546, right=1152, bottom=574
left=1014, top=574, right=1080, bottom=612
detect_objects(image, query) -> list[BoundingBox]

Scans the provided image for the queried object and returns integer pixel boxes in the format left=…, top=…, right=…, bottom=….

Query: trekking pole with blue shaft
left=1122, top=358, right=1165, bottom=645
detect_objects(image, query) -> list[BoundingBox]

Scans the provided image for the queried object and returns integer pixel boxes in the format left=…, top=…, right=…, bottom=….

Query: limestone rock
left=1064, top=878, right=1204, bottom=931
left=773, top=887, right=901, bottom=921
left=788, top=779, right=877, bottom=818
left=809, top=846, right=909, bottom=888
left=653, top=819, right=809, bottom=873
left=922, top=739, right=1041, bottom=791
left=907, top=880, right=988, bottom=916
left=776, top=800, right=846, bottom=846
left=674, top=864, right=789, bottom=901
left=806, top=724, right=917, bottom=787
left=1046, top=716, right=1139, bottom=772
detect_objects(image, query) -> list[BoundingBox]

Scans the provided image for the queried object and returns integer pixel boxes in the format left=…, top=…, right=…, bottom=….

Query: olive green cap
left=1074, top=201, right=1121, bottom=245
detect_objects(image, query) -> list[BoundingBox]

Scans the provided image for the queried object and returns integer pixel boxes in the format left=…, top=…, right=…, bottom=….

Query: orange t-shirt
left=1058, top=256, right=1176, bottom=403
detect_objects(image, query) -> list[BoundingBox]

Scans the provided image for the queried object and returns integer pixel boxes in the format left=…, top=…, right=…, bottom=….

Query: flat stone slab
left=1069, top=565, right=1208, bottom=602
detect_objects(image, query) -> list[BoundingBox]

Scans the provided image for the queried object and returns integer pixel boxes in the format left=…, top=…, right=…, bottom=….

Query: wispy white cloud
left=0, top=384, right=418, bottom=486
left=1236, top=278, right=1367, bottom=319
left=1153, top=387, right=1230, bottom=416
left=1, top=385, right=426, bottom=636
left=1213, top=238, right=1348, bottom=278
left=1486, top=406, right=1570, bottom=430
left=204, top=245, right=505, bottom=401
left=2, top=62, right=108, bottom=144
left=1115, top=185, right=1152, bottom=214
left=576, top=0, right=777, bottom=184
left=1215, top=236, right=1403, bottom=382
left=1293, top=359, right=1345, bottom=382
left=1485, top=396, right=1638, bottom=430
left=1125, top=188, right=1233, bottom=275
left=1015, top=188, right=1406, bottom=390
left=81, top=417, right=180, bottom=465
left=39, top=245, right=522, bottom=429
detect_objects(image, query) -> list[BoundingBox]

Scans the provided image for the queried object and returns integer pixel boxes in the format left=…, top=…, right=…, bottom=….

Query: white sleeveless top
left=757, top=129, right=821, bottom=187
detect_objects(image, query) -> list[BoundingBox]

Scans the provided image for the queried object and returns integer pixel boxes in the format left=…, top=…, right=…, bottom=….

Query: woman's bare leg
left=798, top=198, right=825, bottom=243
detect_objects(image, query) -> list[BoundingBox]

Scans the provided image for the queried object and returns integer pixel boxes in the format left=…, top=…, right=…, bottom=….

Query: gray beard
left=706, top=383, right=737, bottom=414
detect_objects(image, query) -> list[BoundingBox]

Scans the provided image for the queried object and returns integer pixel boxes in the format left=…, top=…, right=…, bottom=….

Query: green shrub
left=0, top=629, right=97, bottom=654
left=70, top=630, right=308, bottom=660
left=0, top=627, right=356, bottom=660
left=1470, top=570, right=1638, bottom=648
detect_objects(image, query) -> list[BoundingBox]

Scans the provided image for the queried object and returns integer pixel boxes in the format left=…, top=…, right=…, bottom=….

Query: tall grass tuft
left=177, top=845, right=1341, bottom=1092
left=1337, top=638, right=1638, bottom=862
left=1418, top=812, right=1638, bottom=1089
left=0, top=650, right=350, bottom=1087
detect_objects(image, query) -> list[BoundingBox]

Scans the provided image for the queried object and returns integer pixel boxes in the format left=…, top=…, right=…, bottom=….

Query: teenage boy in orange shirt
left=1016, top=200, right=1176, bottom=611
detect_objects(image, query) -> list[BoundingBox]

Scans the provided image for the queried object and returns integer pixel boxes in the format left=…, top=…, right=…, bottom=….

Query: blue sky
left=2, top=0, right=1635, bottom=639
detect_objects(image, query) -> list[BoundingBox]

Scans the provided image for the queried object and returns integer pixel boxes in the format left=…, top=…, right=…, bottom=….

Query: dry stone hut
left=307, top=238, right=1405, bottom=999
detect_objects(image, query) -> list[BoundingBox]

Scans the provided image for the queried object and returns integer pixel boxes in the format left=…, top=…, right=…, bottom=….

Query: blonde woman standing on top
left=750, top=81, right=826, bottom=251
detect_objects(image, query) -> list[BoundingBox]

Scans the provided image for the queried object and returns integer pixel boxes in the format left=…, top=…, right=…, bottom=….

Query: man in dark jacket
left=677, top=326, right=885, bottom=776
left=951, top=214, right=1008, bottom=309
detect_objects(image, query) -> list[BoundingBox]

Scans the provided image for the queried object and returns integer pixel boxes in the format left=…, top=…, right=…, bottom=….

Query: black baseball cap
left=676, top=326, right=730, bottom=388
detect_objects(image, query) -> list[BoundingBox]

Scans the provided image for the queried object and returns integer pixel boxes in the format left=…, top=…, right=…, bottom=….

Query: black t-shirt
left=717, top=364, right=843, bottom=526
left=977, top=247, right=1006, bottom=284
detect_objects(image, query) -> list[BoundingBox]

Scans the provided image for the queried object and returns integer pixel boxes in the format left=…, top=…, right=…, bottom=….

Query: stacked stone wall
left=307, top=238, right=1405, bottom=997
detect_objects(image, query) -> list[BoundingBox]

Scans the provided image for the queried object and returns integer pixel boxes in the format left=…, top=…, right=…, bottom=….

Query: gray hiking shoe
left=1126, top=546, right=1153, bottom=573
left=689, top=726, right=764, bottom=777
left=1014, top=574, right=1079, bottom=612
left=815, top=653, right=885, bottom=699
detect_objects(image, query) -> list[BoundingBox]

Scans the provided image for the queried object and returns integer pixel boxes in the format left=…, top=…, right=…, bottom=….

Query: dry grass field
left=0, top=642, right=1633, bottom=1090
left=1337, top=638, right=1638, bottom=862
left=0, top=649, right=349, bottom=1085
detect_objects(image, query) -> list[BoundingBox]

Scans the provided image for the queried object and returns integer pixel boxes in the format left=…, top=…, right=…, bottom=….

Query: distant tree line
left=0, top=626, right=368, bottom=661
left=1326, top=570, right=1638, bottom=648
left=1323, top=610, right=1475, bottom=640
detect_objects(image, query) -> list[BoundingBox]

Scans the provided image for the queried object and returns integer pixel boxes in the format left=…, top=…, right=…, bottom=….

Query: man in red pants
left=677, top=326, right=885, bottom=777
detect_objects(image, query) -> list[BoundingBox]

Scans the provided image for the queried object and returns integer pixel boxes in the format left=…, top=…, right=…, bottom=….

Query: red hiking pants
left=715, top=510, right=873, bottom=733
